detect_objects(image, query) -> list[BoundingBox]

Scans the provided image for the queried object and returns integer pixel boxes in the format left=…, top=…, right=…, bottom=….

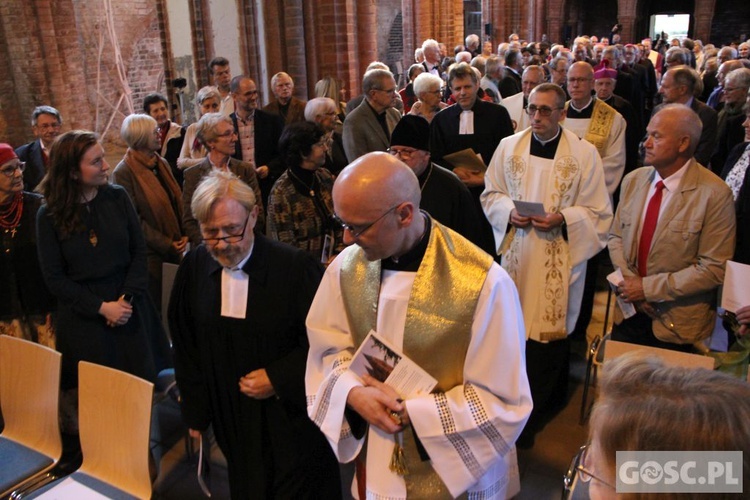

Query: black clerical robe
left=168, top=234, right=340, bottom=499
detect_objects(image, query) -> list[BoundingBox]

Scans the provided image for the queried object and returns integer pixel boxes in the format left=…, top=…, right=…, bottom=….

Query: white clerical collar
left=220, top=243, right=254, bottom=319
left=569, top=97, right=593, bottom=113
left=532, top=126, right=562, bottom=146
left=459, top=109, right=474, bottom=134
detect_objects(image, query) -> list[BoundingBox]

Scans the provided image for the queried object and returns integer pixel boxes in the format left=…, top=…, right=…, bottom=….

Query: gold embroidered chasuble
left=563, top=98, right=616, bottom=159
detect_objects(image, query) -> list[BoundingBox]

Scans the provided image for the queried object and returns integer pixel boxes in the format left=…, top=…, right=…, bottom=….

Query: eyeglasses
left=387, top=148, right=420, bottom=160
left=562, top=444, right=616, bottom=499
left=202, top=214, right=250, bottom=246
left=333, top=203, right=401, bottom=238
left=375, top=88, right=398, bottom=95
left=526, top=105, right=562, bottom=117
left=35, top=123, right=61, bottom=130
left=0, top=162, right=25, bottom=177
left=567, top=77, right=592, bottom=84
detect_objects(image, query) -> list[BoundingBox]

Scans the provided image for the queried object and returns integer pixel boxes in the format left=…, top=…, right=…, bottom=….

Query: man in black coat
left=169, top=170, right=341, bottom=500
left=15, top=106, right=62, bottom=191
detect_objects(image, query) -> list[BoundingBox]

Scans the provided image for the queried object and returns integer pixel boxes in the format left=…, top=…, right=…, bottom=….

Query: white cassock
left=501, top=93, right=530, bottom=133
left=481, top=127, right=613, bottom=341
left=305, top=248, right=532, bottom=499
left=563, top=101, right=627, bottom=196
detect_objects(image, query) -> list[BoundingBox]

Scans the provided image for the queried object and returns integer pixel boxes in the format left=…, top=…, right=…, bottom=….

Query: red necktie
left=637, top=180, right=665, bottom=277
left=42, top=149, right=49, bottom=167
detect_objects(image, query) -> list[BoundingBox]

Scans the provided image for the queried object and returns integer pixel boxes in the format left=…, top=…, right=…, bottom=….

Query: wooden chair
left=0, top=335, right=62, bottom=498
left=25, top=362, right=154, bottom=499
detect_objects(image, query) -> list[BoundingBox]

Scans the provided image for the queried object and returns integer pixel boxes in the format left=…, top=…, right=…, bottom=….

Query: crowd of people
left=2, top=29, right=750, bottom=499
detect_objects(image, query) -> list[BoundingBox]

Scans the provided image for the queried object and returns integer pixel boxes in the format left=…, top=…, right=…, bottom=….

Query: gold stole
left=565, top=99, right=616, bottom=159
left=340, top=219, right=492, bottom=497
left=340, top=218, right=492, bottom=392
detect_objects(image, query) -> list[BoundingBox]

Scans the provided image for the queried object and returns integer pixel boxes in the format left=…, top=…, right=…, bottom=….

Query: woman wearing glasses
left=181, top=113, right=265, bottom=245
left=0, top=143, right=55, bottom=348
left=36, top=131, right=172, bottom=466
left=564, top=353, right=750, bottom=499
left=267, top=122, right=343, bottom=264
left=408, top=72, right=447, bottom=123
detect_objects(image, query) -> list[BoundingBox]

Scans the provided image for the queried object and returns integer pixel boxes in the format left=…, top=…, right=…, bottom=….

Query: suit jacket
left=230, top=110, right=285, bottom=206
left=182, top=157, right=265, bottom=246
left=690, top=99, right=719, bottom=168
left=342, top=99, right=401, bottom=161
left=262, top=97, right=307, bottom=125
left=498, top=69, right=522, bottom=98
left=608, top=160, right=736, bottom=344
left=15, top=140, right=46, bottom=191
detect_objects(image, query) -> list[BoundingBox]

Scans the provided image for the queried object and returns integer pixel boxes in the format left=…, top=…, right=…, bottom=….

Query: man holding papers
left=306, top=152, right=531, bottom=499
left=481, top=83, right=611, bottom=446
left=608, top=104, right=736, bottom=351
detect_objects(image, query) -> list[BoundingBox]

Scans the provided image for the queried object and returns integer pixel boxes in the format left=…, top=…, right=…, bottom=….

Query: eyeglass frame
left=0, top=161, right=26, bottom=178
left=332, top=203, right=402, bottom=238
left=386, top=147, right=422, bottom=160
left=202, top=213, right=251, bottom=246
left=562, top=444, right=616, bottom=499
left=526, top=105, right=563, bottom=117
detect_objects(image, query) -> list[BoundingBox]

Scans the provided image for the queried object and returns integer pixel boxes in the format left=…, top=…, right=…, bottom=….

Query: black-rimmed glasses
left=526, top=105, right=562, bottom=117
left=202, top=214, right=250, bottom=246
left=0, top=162, right=25, bottom=177
left=332, top=204, right=401, bottom=238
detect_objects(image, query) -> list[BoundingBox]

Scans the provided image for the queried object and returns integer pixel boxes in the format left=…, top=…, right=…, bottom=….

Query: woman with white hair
left=408, top=72, right=447, bottom=123
left=304, top=97, right=348, bottom=175
left=112, top=113, right=186, bottom=310
left=177, top=86, right=221, bottom=170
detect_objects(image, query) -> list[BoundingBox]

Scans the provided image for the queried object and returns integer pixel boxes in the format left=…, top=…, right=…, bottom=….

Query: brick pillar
left=617, top=0, right=638, bottom=44
left=356, top=0, right=378, bottom=78
left=693, top=0, right=717, bottom=43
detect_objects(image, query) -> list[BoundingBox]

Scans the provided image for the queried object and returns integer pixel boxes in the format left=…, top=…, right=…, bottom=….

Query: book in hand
left=443, top=148, right=487, bottom=173
left=349, top=330, right=437, bottom=399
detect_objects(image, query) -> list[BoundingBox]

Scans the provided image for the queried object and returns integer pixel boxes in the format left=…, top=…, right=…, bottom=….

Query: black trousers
left=611, top=311, right=693, bottom=353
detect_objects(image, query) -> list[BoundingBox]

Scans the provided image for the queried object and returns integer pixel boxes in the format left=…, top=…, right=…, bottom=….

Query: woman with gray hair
left=304, top=97, right=348, bottom=175
left=181, top=112, right=264, bottom=245
left=178, top=85, right=221, bottom=170
left=112, top=113, right=186, bottom=310
left=408, top=72, right=447, bottom=123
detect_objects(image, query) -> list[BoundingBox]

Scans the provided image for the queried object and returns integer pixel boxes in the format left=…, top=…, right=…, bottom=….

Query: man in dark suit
left=609, top=104, right=735, bottom=351
left=429, top=62, right=515, bottom=254
left=262, top=72, right=307, bottom=126
left=15, top=106, right=62, bottom=191
left=658, top=66, right=718, bottom=167
left=229, top=75, right=285, bottom=207
left=499, top=49, right=523, bottom=98
left=169, top=170, right=341, bottom=500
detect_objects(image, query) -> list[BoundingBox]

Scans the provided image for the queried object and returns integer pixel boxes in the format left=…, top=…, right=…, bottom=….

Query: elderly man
left=143, top=93, right=186, bottom=184
left=710, top=68, right=750, bottom=174
left=15, top=105, right=62, bottom=191
left=739, top=42, right=750, bottom=60
left=229, top=75, right=284, bottom=207
left=421, top=38, right=442, bottom=76
left=388, top=115, right=482, bottom=244
left=609, top=104, right=736, bottom=351
left=305, top=97, right=348, bottom=175
left=658, top=66, right=718, bottom=167
left=706, top=59, right=745, bottom=111
left=549, top=55, right=570, bottom=92
left=502, top=65, right=545, bottom=132
left=482, top=83, right=611, bottom=447
left=465, top=33, right=481, bottom=57
left=306, top=152, right=531, bottom=499
left=262, top=72, right=307, bottom=125
left=564, top=62, right=627, bottom=196
left=480, top=55, right=504, bottom=103
left=430, top=62, right=515, bottom=254
left=342, top=69, right=401, bottom=161
left=209, top=56, right=234, bottom=116
left=169, top=170, right=341, bottom=499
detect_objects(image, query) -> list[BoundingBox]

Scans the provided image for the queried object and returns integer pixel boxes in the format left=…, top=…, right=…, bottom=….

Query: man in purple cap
left=388, top=115, right=483, bottom=246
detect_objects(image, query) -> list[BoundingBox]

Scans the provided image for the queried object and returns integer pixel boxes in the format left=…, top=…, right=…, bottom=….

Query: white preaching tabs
left=459, top=110, right=474, bottom=134
left=220, top=247, right=253, bottom=319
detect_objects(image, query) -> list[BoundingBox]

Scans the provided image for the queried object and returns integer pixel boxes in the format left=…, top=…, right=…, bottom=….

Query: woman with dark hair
left=36, top=130, right=171, bottom=444
left=112, top=114, right=186, bottom=311
left=0, top=143, right=55, bottom=348
left=267, top=121, right=343, bottom=263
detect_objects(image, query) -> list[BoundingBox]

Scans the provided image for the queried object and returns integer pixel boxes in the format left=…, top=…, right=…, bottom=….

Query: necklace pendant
left=10, top=227, right=17, bottom=238
left=89, top=229, right=98, bottom=247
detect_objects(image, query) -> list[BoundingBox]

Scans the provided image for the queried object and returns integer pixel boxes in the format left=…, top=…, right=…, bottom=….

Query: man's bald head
left=333, top=152, right=424, bottom=261
left=644, top=104, right=703, bottom=175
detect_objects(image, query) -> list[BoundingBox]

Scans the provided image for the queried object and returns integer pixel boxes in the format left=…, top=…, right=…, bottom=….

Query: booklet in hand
left=349, top=330, right=437, bottom=399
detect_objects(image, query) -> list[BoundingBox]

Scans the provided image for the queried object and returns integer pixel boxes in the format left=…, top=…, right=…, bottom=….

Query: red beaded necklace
left=0, top=192, right=22, bottom=236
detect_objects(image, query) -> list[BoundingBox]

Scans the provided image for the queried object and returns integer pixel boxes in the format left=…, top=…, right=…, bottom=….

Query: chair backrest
left=77, top=361, right=154, bottom=500
left=0, top=335, right=62, bottom=460
left=604, top=340, right=717, bottom=370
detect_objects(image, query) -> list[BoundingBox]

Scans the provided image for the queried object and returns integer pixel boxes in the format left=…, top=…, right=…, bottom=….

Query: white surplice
left=501, top=92, right=530, bottom=134
left=305, top=248, right=532, bottom=499
left=481, top=127, right=613, bottom=340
